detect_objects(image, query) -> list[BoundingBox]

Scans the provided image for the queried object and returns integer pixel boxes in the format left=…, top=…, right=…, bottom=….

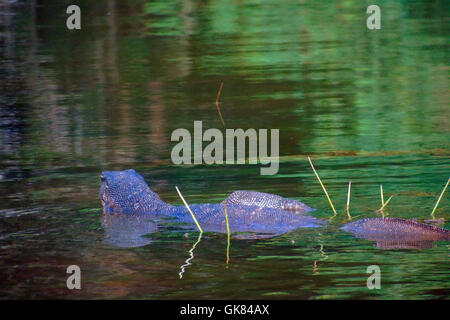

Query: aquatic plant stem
left=215, top=81, right=225, bottom=126
left=380, top=184, right=384, bottom=206
left=224, top=202, right=231, bottom=264
left=175, top=186, right=203, bottom=233
left=431, top=177, right=450, bottom=219
left=377, top=195, right=394, bottom=212
left=346, top=181, right=351, bottom=219
left=307, top=156, right=337, bottom=216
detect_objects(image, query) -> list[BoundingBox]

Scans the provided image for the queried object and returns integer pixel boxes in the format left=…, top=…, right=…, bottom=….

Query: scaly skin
left=100, top=169, right=323, bottom=238
left=341, top=217, right=449, bottom=241
left=341, top=217, right=449, bottom=248
left=99, top=170, right=450, bottom=246
left=223, top=190, right=313, bottom=212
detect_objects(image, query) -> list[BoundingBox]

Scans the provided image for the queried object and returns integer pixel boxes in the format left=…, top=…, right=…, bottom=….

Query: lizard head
left=100, top=169, right=162, bottom=214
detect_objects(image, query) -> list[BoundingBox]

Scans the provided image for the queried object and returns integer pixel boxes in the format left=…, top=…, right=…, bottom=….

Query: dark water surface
left=0, top=1, right=449, bottom=299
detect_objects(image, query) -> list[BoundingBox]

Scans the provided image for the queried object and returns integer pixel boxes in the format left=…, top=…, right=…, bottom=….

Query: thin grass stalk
left=175, top=186, right=203, bottom=233
left=431, top=177, right=450, bottom=219
left=377, top=195, right=394, bottom=212
left=224, top=202, right=231, bottom=264
left=215, top=82, right=225, bottom=126
left=380, top=184, right=384, bottom=206
left=307, top=156, right=337, bottom=216
left=346, top=181, right=352, bottom=219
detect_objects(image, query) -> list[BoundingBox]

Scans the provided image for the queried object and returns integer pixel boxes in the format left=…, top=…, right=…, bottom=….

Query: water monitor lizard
left=100, top=169, right=323, bottom=239
left=100, top=169, right=449, bottom=246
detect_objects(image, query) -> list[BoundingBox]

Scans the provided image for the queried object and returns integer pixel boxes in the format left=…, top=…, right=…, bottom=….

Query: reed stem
left=215, top=82, right=225, bottom=126
left=346, top=181, right=352, bottom=219
left=307, top=156, right=337, bottom=216
left=175, top=186, right=203, bottom=233
left=224, top=202, right=231, bottom=264
left=430, top=177, right=450, bottom=219
left=377, top=195, right=393, bottom=212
